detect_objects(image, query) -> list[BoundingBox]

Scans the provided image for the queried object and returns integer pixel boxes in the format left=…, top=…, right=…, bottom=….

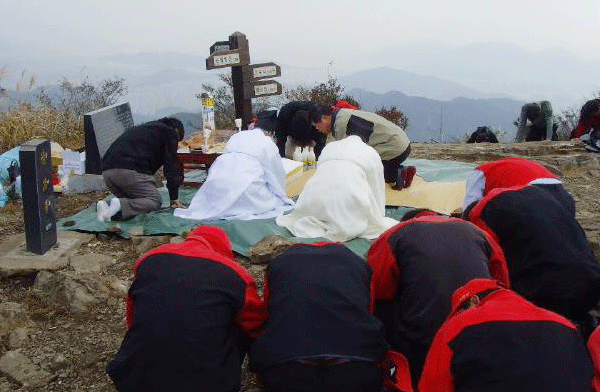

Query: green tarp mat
left=58, top=159, right=475, bottom=258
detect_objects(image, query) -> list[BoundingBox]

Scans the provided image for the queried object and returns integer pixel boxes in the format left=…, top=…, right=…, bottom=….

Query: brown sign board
left=243, top=80, right=283, bottom=99
left=210, top=41, right=230, bottom=54
left=206, top=49, right=250, bottom=70
left=242, top=62, right=281, bottom=81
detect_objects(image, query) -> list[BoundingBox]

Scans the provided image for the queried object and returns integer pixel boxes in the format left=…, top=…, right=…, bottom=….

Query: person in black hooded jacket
left=257, top=101, right=331, bottom=159
left=98, top=117, right=186, bottom=221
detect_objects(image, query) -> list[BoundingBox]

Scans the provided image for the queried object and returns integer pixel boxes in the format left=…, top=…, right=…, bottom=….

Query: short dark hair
left=580, top=99, right=600, bottom=123
left=158, top=117, right=185, bottom=141
left=309, top=103, right=333, bottom=124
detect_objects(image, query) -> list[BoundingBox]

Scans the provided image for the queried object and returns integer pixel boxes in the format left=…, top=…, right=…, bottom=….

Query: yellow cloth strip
left=286, top=169, right=465, bottom=213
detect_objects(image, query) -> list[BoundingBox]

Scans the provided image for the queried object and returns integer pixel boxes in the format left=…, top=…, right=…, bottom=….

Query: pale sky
left=2, top=0, right=599, bottom=69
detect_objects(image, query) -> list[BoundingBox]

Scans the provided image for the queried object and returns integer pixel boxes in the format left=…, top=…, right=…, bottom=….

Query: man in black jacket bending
left=97, top=117, right=186, bottom=221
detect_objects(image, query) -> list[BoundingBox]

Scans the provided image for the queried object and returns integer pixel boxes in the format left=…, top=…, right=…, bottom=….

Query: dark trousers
left=382, top=145, right=411, bottom=183
left=102, top=168, right=163, bottom=219
left=261, top=361, right=382, bottom=392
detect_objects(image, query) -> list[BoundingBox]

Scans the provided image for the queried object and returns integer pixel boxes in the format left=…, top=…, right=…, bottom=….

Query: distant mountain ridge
left=349, top=88, right=525, bottom=142
left=360, top=41, right=600, bottom=109
left=338, top=67, right=511, bottom=101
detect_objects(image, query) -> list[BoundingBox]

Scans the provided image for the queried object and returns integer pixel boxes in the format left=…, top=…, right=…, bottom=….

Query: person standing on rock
left=97, top=117, right=187, bottom=222
left=106, top=225, right=265, bottom=392
left=462, top=157, right=574, bottom=216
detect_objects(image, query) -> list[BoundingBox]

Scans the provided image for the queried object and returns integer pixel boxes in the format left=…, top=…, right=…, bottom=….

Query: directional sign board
left=243, top=62, right=281, bottom=81
left=243, top=80, right=283, bottom=99
left=210, top=41, right=230, bottom=54
left=206, top=49, right=250, bottom=70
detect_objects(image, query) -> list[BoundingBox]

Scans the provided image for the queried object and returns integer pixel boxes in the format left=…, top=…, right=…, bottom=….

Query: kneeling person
left=250, top=242, right=389, bottom=392
left=465, top=184, right=600, bottom=322
left=98, top=117, right=186, bottom=221
left=174, top=128, right=294, bottom=221
left=106, top=225, right=265, bottom=392
left=313, top=106, right=414, bottom=187
left=367, top=209, right=509, bottom=388
left=419, top=279, right=594, bottom=392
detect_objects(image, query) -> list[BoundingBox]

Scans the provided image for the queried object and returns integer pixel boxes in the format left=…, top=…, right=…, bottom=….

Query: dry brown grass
left=0, top=103, right=84, bottom=152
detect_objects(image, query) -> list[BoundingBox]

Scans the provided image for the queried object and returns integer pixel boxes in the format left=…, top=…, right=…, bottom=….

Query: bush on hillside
left=0, top=104, right=82, bottom=152
left=376, top=106, right=409, bottom=130
left=0, top=76, right=127, bottom=153
left=200, top=75, right=361, bottom=128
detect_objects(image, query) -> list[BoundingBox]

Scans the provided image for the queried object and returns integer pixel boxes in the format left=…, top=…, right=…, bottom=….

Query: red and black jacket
left=367, top=213, right=509, bottom=385
left=477, top=157, right=557, bottom=195
left=249, top=242, right=388, bottom=372
left=107, top=226, right=265, bottom=392
left=588, top=326, right=600, bottom=392
left=419, top=279, right=594, bottom=392
left=467, top=184, right=600, bottom=322
left=572, top=100, right=600, bottom=139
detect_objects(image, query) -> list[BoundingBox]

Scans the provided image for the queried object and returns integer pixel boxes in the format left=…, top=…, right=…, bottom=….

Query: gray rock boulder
left=0, top=350, right=52, bottom=387
left=248, top=235, right=296, bottom=264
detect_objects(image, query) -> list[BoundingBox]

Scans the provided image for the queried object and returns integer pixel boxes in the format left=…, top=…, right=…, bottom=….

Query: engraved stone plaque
left=19, top=139, right=57, bottom=254
left=84, top=102, right=134, bottom=174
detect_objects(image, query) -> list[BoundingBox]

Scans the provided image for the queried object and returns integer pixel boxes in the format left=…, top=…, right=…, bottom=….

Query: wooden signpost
left=206, top=32, right=282, bottom=130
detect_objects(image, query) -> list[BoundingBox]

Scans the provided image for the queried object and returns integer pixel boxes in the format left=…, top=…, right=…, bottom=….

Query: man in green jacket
left=313, top=107, right=414, bottom=189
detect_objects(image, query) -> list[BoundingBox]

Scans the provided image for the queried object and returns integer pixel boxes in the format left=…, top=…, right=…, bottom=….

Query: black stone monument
left=84, top=102, right=134, bottom=174
left=19, top=139, right=57, bottom=254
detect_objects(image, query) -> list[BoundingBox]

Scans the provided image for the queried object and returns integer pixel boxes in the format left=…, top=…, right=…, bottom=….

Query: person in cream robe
left=276, top=135, right=398, bottom=242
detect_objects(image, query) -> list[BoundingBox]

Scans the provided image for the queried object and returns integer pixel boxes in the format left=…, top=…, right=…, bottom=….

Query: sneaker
left=585, top=144, right=600, bottom=153
left=403, top=166, right=416, bottom=188
left=96, top=200, right=109, bottom=222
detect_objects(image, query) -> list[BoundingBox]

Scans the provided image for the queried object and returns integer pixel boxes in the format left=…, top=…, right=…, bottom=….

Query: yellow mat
left=286, top=169, right=465, bottom=213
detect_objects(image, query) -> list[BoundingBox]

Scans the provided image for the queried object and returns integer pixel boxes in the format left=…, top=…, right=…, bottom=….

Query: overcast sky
left=2, top=0, right=599, bottom=70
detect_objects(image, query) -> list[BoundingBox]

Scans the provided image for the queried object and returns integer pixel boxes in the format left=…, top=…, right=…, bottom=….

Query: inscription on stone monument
left=19, top=139, right=57, bottom=254
left=84, top=102, right=134, bottom=174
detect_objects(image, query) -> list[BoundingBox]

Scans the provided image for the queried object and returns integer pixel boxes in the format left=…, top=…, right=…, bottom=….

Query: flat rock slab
left=0, top=232, right=94, bottom=277
left=0, top=350, right=52, bottom=387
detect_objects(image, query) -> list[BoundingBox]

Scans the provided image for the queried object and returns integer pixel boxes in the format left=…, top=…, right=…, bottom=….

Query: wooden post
left=229, top=32, right=252, bottom=130
left=206, top=32, right=282, bottom=130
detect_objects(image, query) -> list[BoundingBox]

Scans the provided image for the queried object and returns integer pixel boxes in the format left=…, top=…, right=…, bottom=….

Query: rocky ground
left=0, top=139, right=597, bottom=391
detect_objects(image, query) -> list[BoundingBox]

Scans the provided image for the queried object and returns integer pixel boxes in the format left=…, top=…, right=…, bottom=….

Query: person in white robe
left=276, top=135, right=398, bottom=242
left=174, top=128, right=294, bottom=221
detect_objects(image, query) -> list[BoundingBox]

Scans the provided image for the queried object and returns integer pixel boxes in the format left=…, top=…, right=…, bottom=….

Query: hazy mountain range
left=2, top=41, right=598, bottom=141
left=349, top=88, right=523, bottom=141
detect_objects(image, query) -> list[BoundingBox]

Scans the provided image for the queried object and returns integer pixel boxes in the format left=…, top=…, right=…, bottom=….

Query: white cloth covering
left=276, top=135, right=398, bottom=241
left=174, top=129, right=294, bottom=221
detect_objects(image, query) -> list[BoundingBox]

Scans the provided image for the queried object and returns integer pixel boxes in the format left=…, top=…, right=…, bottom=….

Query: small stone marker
left=19, top=139, right=57, bottom=254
